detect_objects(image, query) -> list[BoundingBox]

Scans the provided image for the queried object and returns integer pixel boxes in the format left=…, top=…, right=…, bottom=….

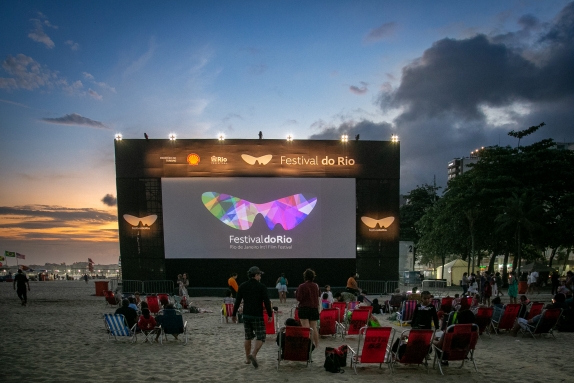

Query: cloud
left=0, top=54, right=54, bottom=90
left=124, top=36, right=157, bottom=77
left=82, top=72, right=116, bottom=93
left=364, top=22, right=397, bottom=43
left=0, top=98, right=29, bottom=108
left=88, top=89, right=102, bottom=100
left=101, top=194, right=117, bottom=207
left=28, top=18, right=55, bottom=48
left=350, top=82, right=368, bottom=95
left=41, top=113, right=109, bottom=129
left=65, top=40, right=80, bottom=51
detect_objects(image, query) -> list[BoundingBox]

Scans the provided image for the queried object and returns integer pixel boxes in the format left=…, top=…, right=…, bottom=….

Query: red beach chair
left=432, top=324, right=479, bottom=375
left=475, top=307, right=493, bottom=336
left=332, top=302, right=347, bottom=323
left=157, top=293, right=170, bottom=307
left=440, top=297, right=453, bottom=313
left=521, top=308, right=563, bottom=339
left=390, top=329, right=434, bottom=374
left=277, top=326, right=313, bottom=369
left=459, top=297, right=472, bottom=311
left=103, top=290, right=119, bottom=307
left=264, top=308, right=278, bottom=335
left=319, top=308, right=344, bottom=338
left=343, top=309, right=370, bottom=339
left=348, top=326, right=393, bottom=374
left=491, top=303, right=520, bottom=334
left=526, top=302, right=544, bottom=320
left=147, top=295, right=161, bottom=315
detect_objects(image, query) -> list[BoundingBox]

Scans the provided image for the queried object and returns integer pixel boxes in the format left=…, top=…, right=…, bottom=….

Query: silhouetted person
left=144, top=133, right=149, bottom=140
left=355, top=134, right=360, bottom=140
left=258, top=131, right=263, bottom=139
left=14, top=269, right=30, bottom=306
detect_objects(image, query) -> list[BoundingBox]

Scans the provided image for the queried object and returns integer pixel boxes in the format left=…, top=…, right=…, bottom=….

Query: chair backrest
left=389, top=294, right=404, bottom=307
left=398, top=329, right=434, bottom=364
left=222, top=303, right=234, bottom=317
left=475, top=307, right=493, bottom=335
left=147, top=295, right=161, bottom=314
left=441, top=324, right=479, bottom=361
left=158, top=310, right=184, bottom=334
left=499, top=304, right=521, bottom=330
left=264, top=309, right=276, bottom=335
left=290, top=306, right=300, bottom=321
left=104, top=314, right=131, bottom=336
left=319, top=308, right=338, bottom=336
left=348, top=309, right=370, bottom=335
left=158, top=293, right=170, bottom=307
left=409, top=293, right=421, bottom=302
left=440, top=297, right=453, bottom=313
left=533, top=308, right=562, bottom=334
left=282, top=326, right=312, bottom=362
left=460, top=297, right=472, bottom=311
left=104, top=290, right=117, bottom=305
left=527, top=302, right=544, bottom=320
left=357, top=305, right=373, bottom=315
left=332, top=302, right=347, bottom=322
left=400, top=300, right=418, bottom=322
left=348, top=301, right=360, bottom=311
left=358, top=326, right=393, bottom=363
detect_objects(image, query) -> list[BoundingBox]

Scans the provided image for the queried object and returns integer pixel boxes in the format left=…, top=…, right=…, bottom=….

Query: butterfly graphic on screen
left=241, top=154, right=273, bottom=165
left=123, top=214, right=158, bottom=227
left=202, top=192, right=317, bottom=230
left=361, top=216, right=395, bottom=229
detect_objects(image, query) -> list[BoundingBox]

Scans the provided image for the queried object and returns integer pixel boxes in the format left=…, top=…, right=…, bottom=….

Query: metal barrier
left=142, top=280, right=175, bottom=294
left=121, top=280, right=143, bottom=294
left=386, top=280, right=399, bottom=294
left=108, top=278, right=119, bottom=292
left=422, top=279, right=447, bottom=289
left=357, top=280, right=400, bottom=295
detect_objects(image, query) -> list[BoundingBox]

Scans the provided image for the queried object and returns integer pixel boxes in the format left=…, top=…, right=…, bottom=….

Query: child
left=137, top=308, right=157, bottom=342
left=323, top=285, right=334, bottom=304
left=223, top=290, right=236, bottom=323
left=411, top=291, right=439, bottom=329
left=321, top=293, right=330, bottom=309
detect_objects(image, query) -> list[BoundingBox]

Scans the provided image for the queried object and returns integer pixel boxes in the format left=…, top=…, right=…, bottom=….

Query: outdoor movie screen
left=162, top=178, right=356, bottom=259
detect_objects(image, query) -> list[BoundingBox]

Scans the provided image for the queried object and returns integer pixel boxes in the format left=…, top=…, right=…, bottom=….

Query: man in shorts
left=13, top=269, right=30, bottom=306
left=296, top=268, right=320, bottom=348
left=233, top=266, right=272, bottom=368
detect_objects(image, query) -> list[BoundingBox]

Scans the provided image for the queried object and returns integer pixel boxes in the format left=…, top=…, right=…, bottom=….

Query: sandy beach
left=1, top=280, right=572, bottom=382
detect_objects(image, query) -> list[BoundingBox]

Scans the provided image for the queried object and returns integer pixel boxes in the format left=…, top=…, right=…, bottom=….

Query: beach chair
left=103, top=290, right=119, bottom=307
left=397, top=300, right=417, bottom=326
left=290, top=306, right=300, bottom=321
left=491, top=303, right=520, bottom=334
left=348, top=326, right=393, bottom=374
left=319, top=308, right=344, bottom=338
left=342, top=309, right=370, bottom=340
left=387, top=294, right=404, bottom=313
left=409, top=293, right=422, bottom=303
left=147, top=295, right=161, bottom=315
left=389, top=329, right=434, bottom=374
left=103, top=313, right=137, bottom=342
left=432, top=323, right=479, bottom=375
left=264, top=308, right=278, bottom=335
left=173, top=295, right=183, bottom=310
left=475, top=307, right=493, bottom=337
left=157, top=309, right=188, bottom=345
left=157, top=293, right=170, bottom=307
left=221, top=303, right=235, bottom=323
left=332, top=302, right=347, bottom=323
left=348, top=301, right=360, bottom=311
left=526, top=302, right=544, bottom=320
left=521, top=308, right=563, bottom=339
left=356, top=305, right=373, bottom=315
left=440, top=297, right=453, bottom=313
left=459, top=296, right=472, bottom=311
left=277, top=326, right=313, bottom=370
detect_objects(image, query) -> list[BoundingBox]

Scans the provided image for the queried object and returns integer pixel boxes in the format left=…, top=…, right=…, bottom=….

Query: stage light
left=286, top=134, right=293, bottom=142
left=391, top=134, right=399, bottom=143
left=169, top=133, right=177, bottom=141
left=341, top=134, right=348, bottom=143
left=115, top=133, right=122, bottom=141
left=218, top=133, right=225, bottom=141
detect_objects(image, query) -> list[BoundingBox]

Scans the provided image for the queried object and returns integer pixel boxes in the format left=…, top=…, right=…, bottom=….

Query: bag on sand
left=324, top=345, right=347, bottom=373
left=189, top=306, right=200, bottom=314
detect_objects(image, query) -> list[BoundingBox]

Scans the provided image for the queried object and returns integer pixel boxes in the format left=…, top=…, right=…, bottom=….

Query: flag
left=5, top=251, right=15, bottom=257
left=88, top=263, right=94, bottom=272
left=16, top=253, right=26, bottom=260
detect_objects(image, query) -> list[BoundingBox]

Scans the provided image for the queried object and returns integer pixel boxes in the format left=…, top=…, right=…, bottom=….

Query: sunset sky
left=1, top=0, right=573, bottom=265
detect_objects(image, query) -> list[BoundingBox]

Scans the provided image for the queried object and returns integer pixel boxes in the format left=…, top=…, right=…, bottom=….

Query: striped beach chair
left=104, top=313, right=137, bottom=342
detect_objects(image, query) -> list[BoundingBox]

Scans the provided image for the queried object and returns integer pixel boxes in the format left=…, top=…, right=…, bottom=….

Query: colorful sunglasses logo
left=361, top=216, right=395, bottom=229
left=123, top=214, right=158, bottom=227
left=241, top=154, right=272, bottom=165
left=202, top=192, right=317, bottom=230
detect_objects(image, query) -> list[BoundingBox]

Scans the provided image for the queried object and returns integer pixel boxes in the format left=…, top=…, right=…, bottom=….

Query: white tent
left=436, top=259, right=469, bottom=287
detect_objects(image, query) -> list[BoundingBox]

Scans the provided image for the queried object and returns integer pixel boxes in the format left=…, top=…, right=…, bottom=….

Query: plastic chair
left=348, top=326, right=393, bottom=374
left=389, top=329, right=434, bottom=374
left=147, top=295, right=161, bottom=315
left=221, top=303, right=235, bottom=323
left=521, top=308, right=563, bottom=339
left=319, top=308, right=344, bottom=338
left=491, top=303, right=521, bottom=334
left=103, top=290, right=119, bottom=307
left=332, top=302, right=347, bottom=323
left=397, top=300, right=417, bottom=326
left=432, top=324, right=479, bottom=375
left=342, top=309, right=370, bottom=339
left=277, top=326, right=313, bottom=370
left=475, top=307, right=493, bottom=336
left=157, top=309, right=188, bottom=345
left=526, top=302, right=544, bottom=320
left=104, top=313, right=137, bottom=342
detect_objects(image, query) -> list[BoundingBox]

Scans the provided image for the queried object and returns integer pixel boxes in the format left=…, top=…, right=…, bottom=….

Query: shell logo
left=187, top=153, right=200, bottom=165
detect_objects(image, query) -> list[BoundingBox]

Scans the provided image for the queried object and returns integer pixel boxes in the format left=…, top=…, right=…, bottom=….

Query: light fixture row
left=114, top=133, right=400, bottom=142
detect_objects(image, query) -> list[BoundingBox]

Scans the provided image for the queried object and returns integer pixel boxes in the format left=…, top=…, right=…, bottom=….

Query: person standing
left=83, top=274, right=89, bottom=284
left=296, top=268, right=321, bottom=348
left=275, top=273, right=288, bottom=303
left=232, top=266, right=272, bottom=369
left=14, top=269, right=30, bottom=306
left=508, top=271, right=518, bottom=304
left=461, top=272, right=469, bottom=295
left=228, top=272, right=239, bottom=298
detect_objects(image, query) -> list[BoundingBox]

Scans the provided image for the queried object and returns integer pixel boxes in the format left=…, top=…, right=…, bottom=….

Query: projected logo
left=123, top=214, right=158, bottom=230
left=241, top=154, right=272, bottom=165
left=202, top=192, right=317, bottom=230
left=361, top=216, right=395, bottom=232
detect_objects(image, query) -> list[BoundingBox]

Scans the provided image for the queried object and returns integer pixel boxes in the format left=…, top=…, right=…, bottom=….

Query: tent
left=436, top=259, right=469, bottom=287
left=521, top=262, right=557, bottom=272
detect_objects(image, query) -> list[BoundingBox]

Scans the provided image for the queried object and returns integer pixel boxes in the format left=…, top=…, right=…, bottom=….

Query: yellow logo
left=187, top=153, right=200, bottom=165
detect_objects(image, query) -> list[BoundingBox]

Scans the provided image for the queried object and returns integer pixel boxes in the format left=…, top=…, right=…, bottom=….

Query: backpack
left=324, top=345, right=347, bottom=373
left=189, top=306, right=200, bottom=313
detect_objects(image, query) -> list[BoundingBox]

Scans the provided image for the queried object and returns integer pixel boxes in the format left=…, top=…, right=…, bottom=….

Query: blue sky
left=1, top=0, right=573, bottom=265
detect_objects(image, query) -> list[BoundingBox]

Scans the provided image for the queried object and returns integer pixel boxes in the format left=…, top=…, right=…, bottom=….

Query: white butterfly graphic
left=241, top=154, right=273, bottom=165
left=123, top=214, right=158, bottom=227
left=361, top=216, right=395, bottom=229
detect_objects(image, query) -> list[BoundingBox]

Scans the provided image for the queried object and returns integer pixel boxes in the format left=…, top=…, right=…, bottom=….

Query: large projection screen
left=162, top=178, right=355, bottom=259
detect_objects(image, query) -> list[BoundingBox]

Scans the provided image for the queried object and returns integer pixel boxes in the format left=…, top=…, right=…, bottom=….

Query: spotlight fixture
left=169, top=133, right=176, bottom=141
left=218, top=133, right=225, bottom=141
left=391, top=134, right=399, bottom=143
left=341, top=134, right=348, bottom=143
left=286, top=134, right=293, bottom=142
left=115, top=133, right=122, bottom=141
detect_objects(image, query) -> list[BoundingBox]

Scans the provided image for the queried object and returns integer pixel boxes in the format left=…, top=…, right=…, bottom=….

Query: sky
left=1, top=0, right=573, bottom=266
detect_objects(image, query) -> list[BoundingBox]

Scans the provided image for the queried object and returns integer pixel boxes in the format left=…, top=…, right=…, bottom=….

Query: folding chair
left=348, top=326, right=393, bottom=374
left=157, top=293, right=170, bottom=307
left=103, top=290, right=120, bottom=307
left=459, top=297, right=472, bottom=311
left=475, top=307, right=493, bottom=337
left=491, top=303, right=520, bottom=334
left=389, top=329, right=434, bottom=374
left=432, top=324, right=479, bottom=375
left=356, top=305, right=373, bottom=315
left=526, top=302, right=544, bottom=320
left=440, top=297, right=453, bottom=313
left=277, top=326, right=313, bottom=370
left=264, top=309, right=278, bottom=335
left=397, top=300, right=417, bottom=326
left=147, top=295, right=161, bottom=315
left=137, top=316, right=159, bottom=344
left=521, top=308, right=563, bottom=339
left=157, top=309, right=188, bottom=345
left=221, top=303, right=235, bottom=323
left=173, top=295, right=183, bottom=310
left=319, top=308, right=344, bottom=338
left=332, top=302, right=347, bottom=323
left=103, top=313, right=137, bottom=342
left=342, top=309, right=370, bottom=340
left=387, top=294, right=404, bottom=313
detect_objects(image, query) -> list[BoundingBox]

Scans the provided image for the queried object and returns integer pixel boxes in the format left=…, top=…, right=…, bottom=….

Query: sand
left=1, top=280, right=572, bottom=382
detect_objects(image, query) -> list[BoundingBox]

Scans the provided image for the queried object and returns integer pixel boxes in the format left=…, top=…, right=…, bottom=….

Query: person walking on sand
left=232, top=266, right=273, bottom=369
left=14, top=269, right=30, bottom=306
left=296, top=268, right=321, bottom=348
left=276, top=273, right=288, bottom=303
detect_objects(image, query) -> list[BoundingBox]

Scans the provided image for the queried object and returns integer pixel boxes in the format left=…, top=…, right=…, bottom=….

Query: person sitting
left=137, top=308, right=157, bottom=341
left=433, top=309, right=476, bottom=365
left=134, top=291, right=142, bottom=306
left=277, top=318, right=314, bottom=358
left=491, top=296, right=505, bottom=323
left=518, top=295, right=531, bottom=318
left=321, top=293, right=330, bottom=309
left=334, top=291, right=357, bottom=303
left=155, top=304, right=181, bottom=341
left=115, top=298, right=138, bottom=329
left=371, top=298, right=383, bottom=314
left=128, top=297, right=139, bottom=312
left=411, top=291, right=439, bottom=330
